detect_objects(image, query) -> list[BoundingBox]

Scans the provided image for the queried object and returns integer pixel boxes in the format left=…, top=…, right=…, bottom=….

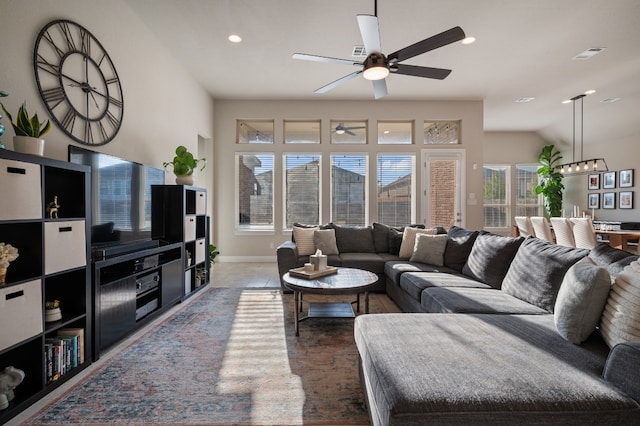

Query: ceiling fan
left=292, top=2, right=466, bottom=99
left=333, top=122, right=366, bottom=135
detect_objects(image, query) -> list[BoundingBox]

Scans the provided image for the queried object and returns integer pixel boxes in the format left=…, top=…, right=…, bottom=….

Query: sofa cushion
left=502, top=238, right=589, bottom=313
left=444, top=226, right=479, bottom=272
left=589, top=242, right=639, bottom=282
left=600, top=260, right=640, bottom=349
left=332, top=224, right=376, bottom=253
left=313, top=229, right=339, bottom=255
left=608, top=255, right=640, bottom=281
left=384, top=261, right=458, bottom=285
left=355, top=314, right=633, bottom=425
left=399, top=227, right=438, bottom=259
left=400, top=272, right=491, bottom=303
left=421, top=287, right=549, bottom=314
left=461, top=233, right=524, bottom=289
left=292, top=226, right=318, bottom=255
left=409, top=234, right=448, bottom=266
left=338, top=252, right=387, bottom=274
left=554, top=257, right=611, bottom=344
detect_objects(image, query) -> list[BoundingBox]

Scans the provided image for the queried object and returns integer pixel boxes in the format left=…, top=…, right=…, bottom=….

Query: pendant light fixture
left=556, top=93, right=607, bottom=175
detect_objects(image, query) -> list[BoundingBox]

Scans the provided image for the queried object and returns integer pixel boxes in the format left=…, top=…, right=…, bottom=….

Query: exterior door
left=422, top=149, right=465, bottom=228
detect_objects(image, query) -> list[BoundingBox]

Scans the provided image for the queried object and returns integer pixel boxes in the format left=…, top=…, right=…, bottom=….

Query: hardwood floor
left=210, top=262, right=282, bottom=288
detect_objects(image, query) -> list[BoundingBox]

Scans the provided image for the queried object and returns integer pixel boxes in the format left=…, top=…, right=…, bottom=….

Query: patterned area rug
left=24, top=288, right=393, bottom=425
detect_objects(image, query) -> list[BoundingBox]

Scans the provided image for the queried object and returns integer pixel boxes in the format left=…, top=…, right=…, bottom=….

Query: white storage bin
left=185, top=269, right=192, bottom=296
left=195, top=238, right=206, bottom=264
left=195, top=191, right=206, bottom=215
left=185, top=215, right=196, bottom=242
left=0, top=159, right=42, bottom=220
left=0, top=280, right=43, bottom=351
left=44, top=220, right=87, bottom=274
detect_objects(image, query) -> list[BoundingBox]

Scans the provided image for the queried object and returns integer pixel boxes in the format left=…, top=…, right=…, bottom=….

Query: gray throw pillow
left=313, top=229, right=339, bottom=255
left=409, top=234, right=448, bottom=266
left=502, top=238, right=589, bottom=312
left=554, top=257, right=611, bottom=344
left=444, top=226, right=479, bottom=271
left=461, top=233, right=524, bottom=289
left=372, top=222, right=391, bottom=253
left=332, top=224, right=376, bottom=253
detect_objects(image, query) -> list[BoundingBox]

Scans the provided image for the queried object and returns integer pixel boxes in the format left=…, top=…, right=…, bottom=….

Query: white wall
left=213, top=99, right=484, bottom=260
left=0, top=0, right=214, bottom=183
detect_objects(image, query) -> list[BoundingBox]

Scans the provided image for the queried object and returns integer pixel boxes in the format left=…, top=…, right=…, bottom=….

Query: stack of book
left=44, top=328, right=85, bottom=384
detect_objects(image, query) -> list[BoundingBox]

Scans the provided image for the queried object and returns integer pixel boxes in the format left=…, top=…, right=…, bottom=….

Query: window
left=377, top=154, right=415, bottom=226
left=284, top=120, right=320, bottom=144
left=378, top=121, right=413, bottom=144
left=331, top=154, right=368, bottom=225
left=483, top=164, right=509, bottom=228
left=236, top=153, right=274, bottom=230
left=237, top=120, right=274, bottom=144
left=424, top=121, right=460, bottom=144
left=284, top=154, right=321, bottom=228
left=331, top=120, right=367, bottom=144
left=515, top=164, right=542, bottom=217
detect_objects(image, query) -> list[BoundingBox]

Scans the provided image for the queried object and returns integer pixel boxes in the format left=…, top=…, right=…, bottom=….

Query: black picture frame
left=603, top=171, right=616, bottom=189
left=619, top=191, right=633, bottom=209
left=587, top=193, right=600, bottom=209
left=603, top=192, right=616, bottom=209
left=619, top=169, right=634, bottom=188
left=588, top=174, right=600, bottom=190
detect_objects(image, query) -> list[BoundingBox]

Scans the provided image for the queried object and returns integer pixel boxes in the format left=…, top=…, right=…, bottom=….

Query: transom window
left=237, top=120, right=274, bottom=144
left=423, top=121, right=460, bottom=144
left=378, top=121, right=413, bottom=144
left=284, top=120, right=320, bottom=144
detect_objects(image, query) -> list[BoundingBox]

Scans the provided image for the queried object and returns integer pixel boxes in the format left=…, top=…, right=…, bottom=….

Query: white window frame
left=330, top=153, right=369, bottom=225
left=376, top=153, right=416, bottom=226
left=282, top=153, right=322, bottom=229
left=483, top=164, right=511, bottom=232
left=235, top=152, right=275, bottom=234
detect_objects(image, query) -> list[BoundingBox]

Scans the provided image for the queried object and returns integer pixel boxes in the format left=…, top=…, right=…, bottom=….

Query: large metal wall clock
left=34, top=19, right=124, bottom=146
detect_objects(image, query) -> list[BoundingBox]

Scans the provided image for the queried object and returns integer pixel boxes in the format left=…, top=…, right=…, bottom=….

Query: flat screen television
left=68, top=145, right=165, bottom=255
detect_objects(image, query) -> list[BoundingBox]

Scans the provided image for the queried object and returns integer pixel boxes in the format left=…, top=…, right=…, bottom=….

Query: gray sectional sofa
left=276, top=224, right=640, bottom=424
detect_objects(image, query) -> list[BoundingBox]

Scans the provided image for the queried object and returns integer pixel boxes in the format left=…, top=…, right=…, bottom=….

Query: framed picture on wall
left=588, top=174, right=600, bottom=190
left=603, top=171, right=616, bottom=189
left=619, top=191, right=633, bottom=209
left=587, top=193, right=600, bottom=209
left=619, top=169, right=634, bottom=188
left=603, top=192, right=616, bottom=209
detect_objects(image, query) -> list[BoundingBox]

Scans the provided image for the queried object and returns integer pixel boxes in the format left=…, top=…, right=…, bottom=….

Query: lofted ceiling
left=124, top=0, right=640, bottom=149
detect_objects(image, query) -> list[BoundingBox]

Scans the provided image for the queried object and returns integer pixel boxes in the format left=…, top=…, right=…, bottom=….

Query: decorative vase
left=0, top=267, right=6, bottom=285
left=45, top=307, right=62, bottom=322
left=175, top=174, right=194, bottom=185
left=13, top=136, right=44, bottom=156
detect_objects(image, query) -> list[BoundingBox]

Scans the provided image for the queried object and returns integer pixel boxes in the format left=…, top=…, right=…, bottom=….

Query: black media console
left=92, top=242, right=183, bottom=359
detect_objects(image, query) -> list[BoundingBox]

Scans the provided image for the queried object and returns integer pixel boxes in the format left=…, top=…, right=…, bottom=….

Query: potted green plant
left=0, top=102, right=50, bottom=156
left=163, top=145, right=206, bottom=185
left=209, top=244, right=219, bottom=265
left=535, top=144, right=564, bottom=217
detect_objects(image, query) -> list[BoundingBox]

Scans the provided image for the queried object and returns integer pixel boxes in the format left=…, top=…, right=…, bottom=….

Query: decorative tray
left=289, top=266, right=338, bottom=279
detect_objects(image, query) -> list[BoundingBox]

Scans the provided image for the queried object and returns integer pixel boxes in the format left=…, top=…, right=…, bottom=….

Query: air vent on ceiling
left=572, top=47, right=606, bottom=60
left=352, top=45, right=367, bottom=57
left=515, top=97, right=535, bottom=103
left=601, top=97, right=621, bottom=103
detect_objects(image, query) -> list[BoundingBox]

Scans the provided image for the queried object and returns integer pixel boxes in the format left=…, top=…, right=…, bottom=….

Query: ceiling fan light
left=336, top=128, right=345, bottom=135
left=363, top=53, right=389, bottom=81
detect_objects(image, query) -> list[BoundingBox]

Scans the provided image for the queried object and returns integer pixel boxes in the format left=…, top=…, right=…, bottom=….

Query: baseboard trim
left=216, top=256, right=277, bottom=263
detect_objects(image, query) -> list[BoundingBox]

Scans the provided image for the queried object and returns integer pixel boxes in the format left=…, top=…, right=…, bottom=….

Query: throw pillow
left=388, top=227, right=404, bottom=255
left=399, top=227, right=438, bottom=259
left=372, top=222, right=391, bottom=253
left=501, top=238, right=589, bottom=312
left=292, top=226, right=318, bottom=256
left=331, top=224, right=376, bottom=253
left=313, top=229, right=339, bottom=255
left=554, top=257, right=611, bottom=344
left=589, top=242, right=636, bottom=266
left=410, top=234, right=448, bottom=266
left=443, top=226, right=479, bottom=272
left=600, top=260, right=640, bottom=348
left=461, top=233, right=524, bottom=289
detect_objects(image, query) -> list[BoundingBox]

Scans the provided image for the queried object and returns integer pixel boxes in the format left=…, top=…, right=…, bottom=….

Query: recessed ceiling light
left=461, top=36, right=476, bottom=45
left=228, top=34, right=242, bottom=43
left=515, top=97, right=535, bottom=103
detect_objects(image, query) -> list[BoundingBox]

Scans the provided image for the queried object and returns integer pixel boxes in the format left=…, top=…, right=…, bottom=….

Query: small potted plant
left=163, top=145, right=206, bottom=185
left=209, top=244, right=220, bottom=265
left=0, top=102, right=51, bottom=156
left=0, top=243, right=19, bottom=285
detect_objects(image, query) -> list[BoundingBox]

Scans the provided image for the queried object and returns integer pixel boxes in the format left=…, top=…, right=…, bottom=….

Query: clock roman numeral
left=59, top=22, right=77, bottom=52
left=36, top=54, right=61, bottom=77
left=60, top=108, right=77, bottom=132
left=105, top=110, right=121, bottom=129
left=84, top=120, right=93, bottom=144
left=105, top=77, right=119, bottom=85
left=42, top=87, right=66, bottom=109
left=97, top=121, right=109, bottom=142
left=80, top=28, right=91, bottom=56
left=108, top=95, right=123, bottom=108
left=42, top=30, right=66, bottom=59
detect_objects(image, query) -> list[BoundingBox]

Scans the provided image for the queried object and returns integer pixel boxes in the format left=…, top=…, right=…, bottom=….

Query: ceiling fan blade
left=315, top=71, right=362, bottom=94
left=345, top=129, right=356, bottom=136
left=392, top=64, right=452, bottom=80
left=387, top=26, right=466, bottom=63
left=357, top=15, right=381, bottom=54
left=372, top=79, right=388, bottom=99
left=292, top=53, right=361, bottom=67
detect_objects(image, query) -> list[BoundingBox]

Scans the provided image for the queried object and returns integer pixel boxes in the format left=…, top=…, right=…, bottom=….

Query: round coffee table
left=282, top=267, right=378, bottom=336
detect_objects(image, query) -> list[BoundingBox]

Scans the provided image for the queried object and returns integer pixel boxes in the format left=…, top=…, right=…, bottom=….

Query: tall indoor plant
left=0, top=102, right=50, bottom=156
left=163, top=145, right=206, bottom=185
left=535, top=144, right=564, bottom=217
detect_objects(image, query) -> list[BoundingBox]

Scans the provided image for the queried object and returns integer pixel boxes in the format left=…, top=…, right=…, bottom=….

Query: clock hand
left=88, top=90, right=100, bottom=109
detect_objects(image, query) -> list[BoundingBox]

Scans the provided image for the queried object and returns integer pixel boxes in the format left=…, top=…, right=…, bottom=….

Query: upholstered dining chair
left=514, top=216, right=536, bottom=237
left=550, top=217, right=576, bottom=247
left=570, top=217, right=597, bottom=249
left=530, top=217, right=554, bottom=242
